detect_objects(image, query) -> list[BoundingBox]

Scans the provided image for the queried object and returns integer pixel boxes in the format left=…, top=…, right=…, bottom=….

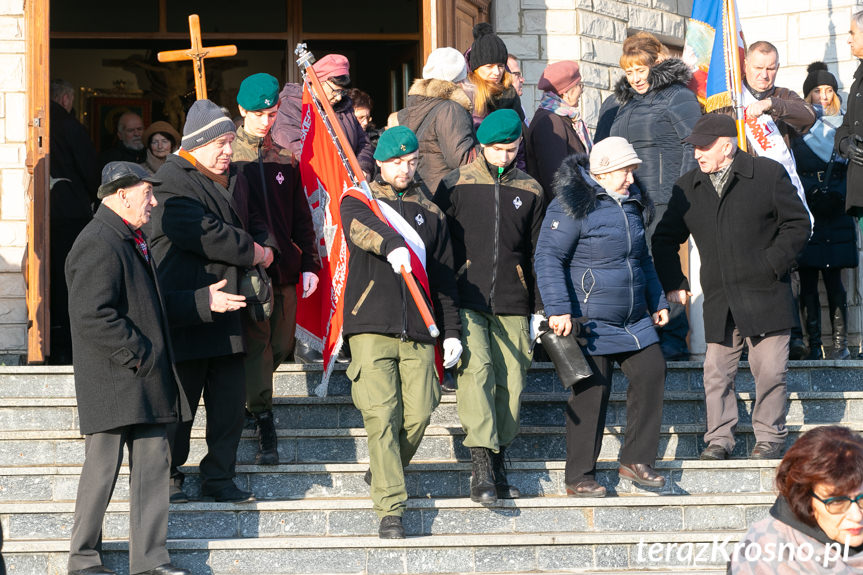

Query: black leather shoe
left=202, top=483, right=255, bottom=503
left=378, top=515, right=405, bottom=539
left=565, top=479, right=606, bottom=498
left=441, top=371, right=457, bottom=393
left=750, top=441, right=784, bottom=460
left=294, top=339, right=324, bottom=364
left=136, top=564, right=191, bottom=575
left=364, top=469, right=372, bottom=486
left=68, top=566, right=117, bottom=575
left=169, top=482, right=189, bottom=504
left=619, top=463, right=666, bottom=488
left=700, top=444, right=729, bottom=460
left=789, top=337, right=808, bottom=360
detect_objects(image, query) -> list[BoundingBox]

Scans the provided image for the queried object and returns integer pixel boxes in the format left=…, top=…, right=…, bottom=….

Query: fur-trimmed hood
left=407, top=78, right=472, bottom=111
left=613, top=58, right=693, bottom=105
left=552, top=154, right=654, bottom=224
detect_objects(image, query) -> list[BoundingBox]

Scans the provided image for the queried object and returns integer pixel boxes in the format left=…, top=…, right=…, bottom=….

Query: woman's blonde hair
left=619, top=31, right=668, bottom=70
left=806, top=88, right=842, bottom=117
left=468, top=69, right=514, bottom=118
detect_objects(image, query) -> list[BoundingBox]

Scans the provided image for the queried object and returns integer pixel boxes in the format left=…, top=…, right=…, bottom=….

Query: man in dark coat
left=98, top=111, right=146, bottom=167
left=145, top=99, right=277, bottom=504
left=233, top=73, right=320, bottom=465
left=66, top=162, right=243, bottom=575
left=652, top=115, right=810, bottom=462
left=836, top=10, right=863, bottom=218
left=49, top=79, right=100, bottom=364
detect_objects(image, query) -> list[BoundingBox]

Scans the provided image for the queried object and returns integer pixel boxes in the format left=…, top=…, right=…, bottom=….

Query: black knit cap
left=469, top=22, right=508, bottom=72
left=802, top=61, right=838, bottom=99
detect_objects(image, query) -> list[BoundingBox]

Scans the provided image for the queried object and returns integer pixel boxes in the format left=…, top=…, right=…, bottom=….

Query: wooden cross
left=157, top=14, right=237, bottom=101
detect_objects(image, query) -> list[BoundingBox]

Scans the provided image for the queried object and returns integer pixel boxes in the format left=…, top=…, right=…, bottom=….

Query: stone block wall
left=0, top=0, right=27, bottom=358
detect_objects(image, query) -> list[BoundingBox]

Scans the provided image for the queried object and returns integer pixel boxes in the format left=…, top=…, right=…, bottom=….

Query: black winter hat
left=802, top=61, right=838, bottom=99
left=469, top=22, right=508, bottom=72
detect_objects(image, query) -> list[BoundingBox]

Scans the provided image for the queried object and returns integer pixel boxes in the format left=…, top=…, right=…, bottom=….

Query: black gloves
left=844, top=135, right=863, bottom=167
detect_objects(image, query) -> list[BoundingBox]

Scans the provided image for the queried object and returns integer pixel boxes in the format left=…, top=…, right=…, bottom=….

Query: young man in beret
left=340, top=126, right=462, bottom=538
left=66, top=162, right=245, bottom=575
left=233, top=73, right=320, bottom=465
left=435, top=109, right=546, bottom=504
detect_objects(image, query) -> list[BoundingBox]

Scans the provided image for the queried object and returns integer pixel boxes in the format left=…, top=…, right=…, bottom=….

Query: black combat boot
left=491, top=446, right=520, bottom=499
left=828, top=301, right=851, bottom=360
left=469, top=447, right=497, bottom=504
left=801, top=293, right=823, bottom=360
left=254, top=410, right=279, bottom=465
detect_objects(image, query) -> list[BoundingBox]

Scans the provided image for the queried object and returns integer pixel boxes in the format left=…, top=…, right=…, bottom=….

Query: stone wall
left=0, top=0, right=28, bottom=359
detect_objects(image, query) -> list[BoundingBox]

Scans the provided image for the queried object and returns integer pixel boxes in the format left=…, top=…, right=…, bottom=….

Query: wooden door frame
left=25, top=0, right=51, bottom=363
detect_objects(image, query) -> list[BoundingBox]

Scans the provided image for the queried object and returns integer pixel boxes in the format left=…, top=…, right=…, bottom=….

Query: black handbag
left=240, top=264, right=273, bottom=322
left=538, top=319, right=593, bottom=389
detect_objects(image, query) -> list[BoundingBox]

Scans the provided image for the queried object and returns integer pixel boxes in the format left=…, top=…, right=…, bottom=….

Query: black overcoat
left=835, top=59, right=863, bottom=216
left=145, top=153, right=274, bottom=362
left=651, top=152, right=811, bottom=343
left=66, top=205, right=193, bottom=435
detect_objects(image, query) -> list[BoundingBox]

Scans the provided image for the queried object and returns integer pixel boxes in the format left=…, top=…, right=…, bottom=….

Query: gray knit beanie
left=181, top=99, right=236, bottom=150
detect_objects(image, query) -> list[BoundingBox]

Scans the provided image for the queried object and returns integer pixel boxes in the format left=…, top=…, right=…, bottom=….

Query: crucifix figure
left=157, top=14, right=237, bottom=100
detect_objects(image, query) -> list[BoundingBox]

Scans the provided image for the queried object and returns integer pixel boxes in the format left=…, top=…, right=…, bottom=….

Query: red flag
left=295, top=83, right=351, bottom=396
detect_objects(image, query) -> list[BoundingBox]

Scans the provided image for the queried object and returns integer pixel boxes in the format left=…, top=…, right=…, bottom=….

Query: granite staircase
left=0, top=361, right=861, bottom=574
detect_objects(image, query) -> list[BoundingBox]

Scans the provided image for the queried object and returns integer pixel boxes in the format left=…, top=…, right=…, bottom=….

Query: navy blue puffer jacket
left=535, top=155, right=668, bottom=356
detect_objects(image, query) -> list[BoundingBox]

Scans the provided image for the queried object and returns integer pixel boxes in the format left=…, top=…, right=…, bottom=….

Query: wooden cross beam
left=157, top=14, right=237, bottom=101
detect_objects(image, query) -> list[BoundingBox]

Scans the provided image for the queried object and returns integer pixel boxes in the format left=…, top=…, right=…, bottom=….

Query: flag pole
left=295, top=43, right=441, bottom=339
left=725, top=0, right=747, bottom=152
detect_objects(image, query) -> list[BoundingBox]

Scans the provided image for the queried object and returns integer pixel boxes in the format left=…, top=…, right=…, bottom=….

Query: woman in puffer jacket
left=535, top=137, right=669, bottom=499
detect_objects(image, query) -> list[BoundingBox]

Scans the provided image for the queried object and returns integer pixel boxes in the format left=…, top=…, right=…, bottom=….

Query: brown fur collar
left=408, top=78, right=472, bottom=111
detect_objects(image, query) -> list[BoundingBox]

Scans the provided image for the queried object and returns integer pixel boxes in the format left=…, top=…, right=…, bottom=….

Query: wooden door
left=433, top=0, right=490, bottom=53
left=26, top=0, right=51, bottom=363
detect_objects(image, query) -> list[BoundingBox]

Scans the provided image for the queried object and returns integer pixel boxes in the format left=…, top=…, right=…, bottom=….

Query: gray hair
left=854, top=10, right=863, bottom=30
left=50, top=79, right=74, bottom=103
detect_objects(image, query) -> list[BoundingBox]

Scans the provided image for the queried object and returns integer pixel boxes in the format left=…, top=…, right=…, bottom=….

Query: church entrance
left=26, top=0, right=489, bottom=361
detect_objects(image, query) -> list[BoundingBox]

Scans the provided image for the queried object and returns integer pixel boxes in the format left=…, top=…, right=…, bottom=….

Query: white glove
left=302, top=272, right=319, bottom=298
left=386, top=247, right=412, bottom=274
left=529, top=313, right=546, bottom=342
left=442, top=337, right=463, bottom=369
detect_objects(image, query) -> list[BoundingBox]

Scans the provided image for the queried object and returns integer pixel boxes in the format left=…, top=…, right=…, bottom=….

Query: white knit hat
left=422, top=47, right=468, bottom=83
left=589, top=137, right=642, bottom=175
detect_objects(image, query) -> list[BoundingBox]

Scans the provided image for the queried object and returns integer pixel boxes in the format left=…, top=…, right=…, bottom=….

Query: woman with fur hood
left=594, top=32, right=701, bottom=362
left=392, top=47, right=478, bottom=196
left=535, top=138, right=669, bottom=498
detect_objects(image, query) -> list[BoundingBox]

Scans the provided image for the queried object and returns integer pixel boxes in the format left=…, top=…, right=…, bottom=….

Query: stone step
left=2, top=391, right=860, bottom=432
left=0, top=361, right=860, bottom=398
left=0, top=494, right=774, bottom=542
left=0, top=531, right=743, bottom=575
left=1, top=422, right=860, bottom=467
left=0, top=460, right=780, bottom=503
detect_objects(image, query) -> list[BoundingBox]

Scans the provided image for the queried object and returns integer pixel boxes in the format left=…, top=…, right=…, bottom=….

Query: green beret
left=374, top=126, right=419, bottom=161
left=477, top=109, right=523, bottom=145
left=237, top=73, right=280, bottom=111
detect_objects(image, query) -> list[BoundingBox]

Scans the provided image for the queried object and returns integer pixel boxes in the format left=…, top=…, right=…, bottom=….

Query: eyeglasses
left=811, top=491, right=863, bottom=514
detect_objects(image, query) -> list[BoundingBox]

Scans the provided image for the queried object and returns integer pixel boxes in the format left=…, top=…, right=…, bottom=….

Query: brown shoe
left=618, top=463, right=666, bottom=488
left=565, top=479, right=606, bottom=498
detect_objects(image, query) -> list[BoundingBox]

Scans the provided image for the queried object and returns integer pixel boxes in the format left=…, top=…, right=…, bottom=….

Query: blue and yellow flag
left=683, top=0, right=746, bottom=112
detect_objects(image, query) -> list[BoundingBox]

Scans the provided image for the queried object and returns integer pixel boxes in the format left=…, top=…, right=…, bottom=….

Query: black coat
left=340, top=177, right=461, bottom=343
left=66, top=205, right=193, bottom=435
left=145, top=154, right=275, bottom=362
left=595, top=58, right=702, bottom=205
left=525, top=107, right=588, bottom=203
left=790, top=134, right=858, bottom=270
left=651, top=152, right=811, bottom=342
left=836, top=59, right=863, bottom=216
left=49, top=101, right=100, bottom=220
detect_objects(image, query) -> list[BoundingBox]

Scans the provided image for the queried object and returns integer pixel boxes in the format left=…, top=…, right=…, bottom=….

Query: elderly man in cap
left=340, top=126, right=461, bottom=539
left=145, top=99, right=277, bottom=503
left=435, top=109, right=546, bottom=504
left=66, top=162, right=246, bottom=575
left=233, top=72, right=320, bottom=465
left=652, top=114, right=810, bottom=461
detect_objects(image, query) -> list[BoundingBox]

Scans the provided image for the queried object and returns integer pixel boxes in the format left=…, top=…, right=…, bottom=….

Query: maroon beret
left=537, top=61, right=582, bottom=96
left=313, top=54, right=350, bottom=81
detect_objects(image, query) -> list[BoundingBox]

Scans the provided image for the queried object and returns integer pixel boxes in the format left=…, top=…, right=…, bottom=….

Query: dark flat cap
left=98, top=161, right=160, bottom=199
left=683, top=113, right=737, bottom=147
